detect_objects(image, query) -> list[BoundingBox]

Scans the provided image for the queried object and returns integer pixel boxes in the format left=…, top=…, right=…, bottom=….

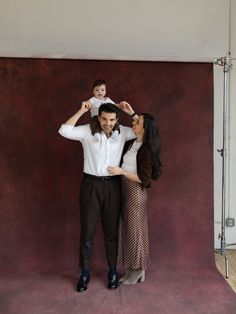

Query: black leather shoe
left=76, top=275, right=90, bottom=292
left=108, top=272, right=118, bottom=290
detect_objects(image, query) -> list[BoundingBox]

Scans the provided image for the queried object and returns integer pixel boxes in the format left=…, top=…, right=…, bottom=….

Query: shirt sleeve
left=89, top=97, right=95, bottom=104
left=120, top=125, right=136, bottom=141
left=106, top=97, right=115, bottom=104
left=137, top=148, right=152, bottom=189
left=58, top=124, right=89, bottom=141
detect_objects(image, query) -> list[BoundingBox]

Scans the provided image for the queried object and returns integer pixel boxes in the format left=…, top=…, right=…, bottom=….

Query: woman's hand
left=119, top=101, right=135, bottom=116
left=107, top=166, right=125, bottom=176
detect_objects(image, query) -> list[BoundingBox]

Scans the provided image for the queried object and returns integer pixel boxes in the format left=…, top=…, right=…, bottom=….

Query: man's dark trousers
left=79, top=174, right=121, bottom=270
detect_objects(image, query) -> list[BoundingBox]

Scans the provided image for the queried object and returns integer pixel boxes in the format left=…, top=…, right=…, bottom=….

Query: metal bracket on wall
left=225, top=218, right=235, bottom=227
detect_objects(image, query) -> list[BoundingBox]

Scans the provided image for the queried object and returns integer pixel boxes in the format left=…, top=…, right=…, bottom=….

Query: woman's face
left=132, top=115, right=145, bottom=137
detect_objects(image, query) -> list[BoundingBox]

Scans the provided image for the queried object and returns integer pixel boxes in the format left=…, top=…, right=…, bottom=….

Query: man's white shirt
left=58, top=124, right=135, bottom=176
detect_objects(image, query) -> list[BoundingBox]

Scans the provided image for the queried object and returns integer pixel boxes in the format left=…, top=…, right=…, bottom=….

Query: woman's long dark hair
left=141, top=113, right=162, bottom=180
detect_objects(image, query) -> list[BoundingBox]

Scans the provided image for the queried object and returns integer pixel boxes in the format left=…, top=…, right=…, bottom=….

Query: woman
left=108, top=113, right=162, bottom=285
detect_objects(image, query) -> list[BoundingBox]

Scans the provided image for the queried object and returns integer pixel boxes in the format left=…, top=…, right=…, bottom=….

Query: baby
left=87, top=79, right=115, bottom=117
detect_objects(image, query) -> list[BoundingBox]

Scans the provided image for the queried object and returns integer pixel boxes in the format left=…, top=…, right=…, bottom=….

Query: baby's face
left=93, top=84, right=106, bottom=99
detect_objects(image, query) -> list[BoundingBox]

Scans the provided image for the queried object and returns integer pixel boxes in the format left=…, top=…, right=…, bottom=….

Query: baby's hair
left=93, top=79, right=106, bottom=88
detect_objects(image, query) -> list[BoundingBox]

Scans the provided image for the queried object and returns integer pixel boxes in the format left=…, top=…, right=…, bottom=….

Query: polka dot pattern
left=118, top=176, right=150, bottom=270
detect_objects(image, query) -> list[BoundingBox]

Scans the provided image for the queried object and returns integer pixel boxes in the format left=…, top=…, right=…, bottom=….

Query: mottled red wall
left=0, top=58, right=213, bottom=272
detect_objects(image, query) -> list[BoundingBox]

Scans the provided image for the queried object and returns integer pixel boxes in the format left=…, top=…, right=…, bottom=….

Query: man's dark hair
left=98, top=103, right=120, bottom=117
left=93, top=79, right=106, bottom=88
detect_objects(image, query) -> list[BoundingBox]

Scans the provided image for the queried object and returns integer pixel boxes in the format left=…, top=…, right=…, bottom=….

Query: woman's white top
left=121, top=141, right=142, bottom=174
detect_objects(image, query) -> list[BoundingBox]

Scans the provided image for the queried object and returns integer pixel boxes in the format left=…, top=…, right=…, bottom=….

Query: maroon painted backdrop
left=0, top=58, right=213, bottom=273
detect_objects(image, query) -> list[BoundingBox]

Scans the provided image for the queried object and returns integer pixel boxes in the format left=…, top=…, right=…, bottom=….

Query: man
left=58, top=101, right=137, bottom=292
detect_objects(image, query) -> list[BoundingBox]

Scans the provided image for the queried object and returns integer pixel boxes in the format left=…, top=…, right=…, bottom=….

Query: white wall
left=0, top=0, right=229, bottom=61
left=0, top=0, right=235, bottom=248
